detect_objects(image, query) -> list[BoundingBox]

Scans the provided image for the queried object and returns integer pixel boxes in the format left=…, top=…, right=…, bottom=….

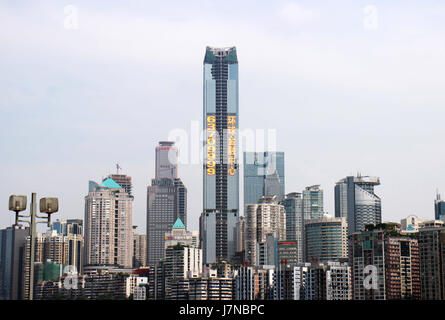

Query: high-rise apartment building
left=132, top=226, right=146, bottom=268
left=284, top=193, right=304, bottom=262
left=305, top=215, right=348, bottom=262
left=325, top=263, right=352, bottom=300
left=0, top=226, right=29, bottom=300
left=234, top=266, right=258, bottom=300
left=147, top=141, right=187, bottom=266
left=273, top=261, right=351, bottom=300
left=84, top=177, right=133, bottom=268
left=51, top=219, right=83, bottom=237
left=284, top=187, right=324, bottom=263
left=235, top=216, right=246, bottom=254
left=200, top=46, right=239, bottom=264
left=418, top=226, right=445, bottom=299
left=335, top=175, right=381, bottom=234
left=234, top=266, right=275, bottom=300
left=164, top=244, right=203, bottom=299
left=66, top=219, right=83, bottom=236
left=168, top=276, right=234, bottom=300
left=245, top=196, right=286, bottom=266
left=244, top=152, right=285, bottom=205
left=257, top=236, right=298, bottom=267
left=349, top=224, right=420, bottom=300
left=105, top=173, right=132, bottom=196
left=41, top=221, right=84, bottom=273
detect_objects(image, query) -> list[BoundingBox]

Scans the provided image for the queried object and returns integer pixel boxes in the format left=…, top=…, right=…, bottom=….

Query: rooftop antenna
left=116, top=163, right=122, bottom=174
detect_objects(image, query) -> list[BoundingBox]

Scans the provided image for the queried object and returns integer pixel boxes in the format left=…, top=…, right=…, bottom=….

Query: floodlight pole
left=9, top=193, right=57, bottom=300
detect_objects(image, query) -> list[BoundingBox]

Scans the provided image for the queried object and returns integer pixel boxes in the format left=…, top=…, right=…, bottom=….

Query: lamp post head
left=40, top=197, right=59, bottom=214
left=9, top=195, right=27, bottom=212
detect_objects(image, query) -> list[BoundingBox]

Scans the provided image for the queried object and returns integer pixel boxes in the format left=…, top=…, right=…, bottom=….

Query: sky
left=1, top=0, right=445, bottom=233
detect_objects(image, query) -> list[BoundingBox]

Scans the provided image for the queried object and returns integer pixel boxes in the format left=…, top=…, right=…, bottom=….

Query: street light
left=8, top=195, right=27, bottom=226
left=40, top=197, right=59, bottom=226
left=8, top=193, right=59, bottom=300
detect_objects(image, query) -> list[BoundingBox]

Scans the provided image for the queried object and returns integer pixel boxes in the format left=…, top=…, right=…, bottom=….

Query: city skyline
left=2, top=1, right=445, bottom=235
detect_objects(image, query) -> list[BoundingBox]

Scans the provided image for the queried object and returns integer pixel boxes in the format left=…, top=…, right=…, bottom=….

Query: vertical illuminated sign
left=227, top=116, right=236, bottom=176
left=206, top=115, right=216, bottom=175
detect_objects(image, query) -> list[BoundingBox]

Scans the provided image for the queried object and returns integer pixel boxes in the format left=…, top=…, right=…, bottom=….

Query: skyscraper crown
left=172, top=218, right=185, bottom=230
left=204, top=46, right=237, bottom=63
left=99, top=178, right=122, bottom=189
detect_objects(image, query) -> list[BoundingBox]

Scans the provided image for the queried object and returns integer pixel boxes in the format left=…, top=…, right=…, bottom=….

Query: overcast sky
left=1, top=0, right=445, bottom=233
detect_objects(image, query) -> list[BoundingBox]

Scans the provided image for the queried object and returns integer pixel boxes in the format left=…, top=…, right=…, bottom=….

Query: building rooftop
left=172, top=218, right=185, bottom=230
left=337, top=175, right=380, bottom=185
left=204, top=46, right=237, bottom=64
left=100, top=178, right=122, bottom=189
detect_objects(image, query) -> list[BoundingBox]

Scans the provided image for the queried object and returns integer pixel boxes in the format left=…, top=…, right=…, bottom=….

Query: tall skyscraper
left=84, top=177, right=133, bottom=268
left=284, top=186, right=324, bottom=263
left=418, top=226, right=445, bottom=299
left=349, top=224, right=420, bottom=300
left=335, top=175, right=381, bottom=235
left=435, top=193, right=445, bottom=221
left=244, top=152, right=285, bottom=206
left=156, top=141, right=178, bottom=180
left=284, top=192, right=303, bottom=242
left=302, top=185, right=324, bottom=221
left=132, top=226, right=146, bottom=268
left=147, top=141, right=187, bottom=266
left=0, top=226, right=29, bottom=300
left=200, top=46, right=239, bottom=264
left=245, top=196, right=286, bottom=266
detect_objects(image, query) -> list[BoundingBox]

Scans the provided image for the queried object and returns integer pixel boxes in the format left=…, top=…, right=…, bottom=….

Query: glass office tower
left=244, top=152, right=285, bottom=206
left=200, top=46, right=239, bottom=264
left=435, top=193, right=445, bottom=221
left=303, top=185, right=324, bottom=221
left=334, top=175, right=381, bottom=235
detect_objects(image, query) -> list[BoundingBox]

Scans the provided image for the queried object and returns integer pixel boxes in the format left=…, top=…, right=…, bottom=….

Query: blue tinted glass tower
left=200, top=47, right=239, bottom=264
left=244, top=152, right=285, bottom=206
left=435, top=193, right=445, bottom=221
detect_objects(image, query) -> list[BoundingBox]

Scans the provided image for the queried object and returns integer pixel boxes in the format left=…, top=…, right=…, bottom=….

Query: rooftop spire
left=172, top=218, right=185, bottom=229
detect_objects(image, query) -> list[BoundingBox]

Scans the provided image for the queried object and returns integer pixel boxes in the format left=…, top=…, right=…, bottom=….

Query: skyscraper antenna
left=116, top=163, right=122, bottom=174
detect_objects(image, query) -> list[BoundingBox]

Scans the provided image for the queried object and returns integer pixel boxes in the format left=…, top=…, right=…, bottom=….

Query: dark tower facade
left=200, top=47, right=239, bottom=264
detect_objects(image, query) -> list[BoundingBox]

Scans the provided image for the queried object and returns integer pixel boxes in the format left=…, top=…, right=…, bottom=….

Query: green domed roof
left=100, top=178, right=122, bottom=189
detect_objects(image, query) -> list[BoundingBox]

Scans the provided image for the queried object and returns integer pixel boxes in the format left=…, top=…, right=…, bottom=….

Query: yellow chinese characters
left=227, top=116, right=236, bottom=176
